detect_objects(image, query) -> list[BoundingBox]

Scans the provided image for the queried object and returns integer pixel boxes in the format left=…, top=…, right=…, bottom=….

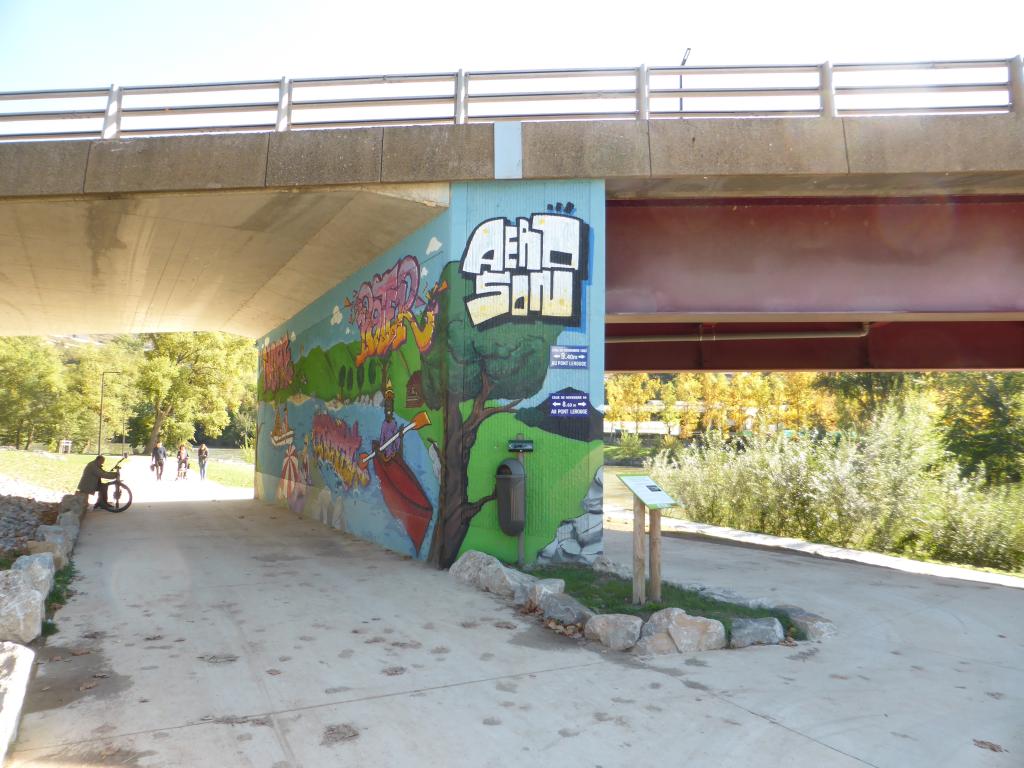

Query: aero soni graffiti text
left=460, top=213, right=588, bottom=328
left=345, top=255, right=445, bottom=366
left=312, top=413, right=370, bottom=490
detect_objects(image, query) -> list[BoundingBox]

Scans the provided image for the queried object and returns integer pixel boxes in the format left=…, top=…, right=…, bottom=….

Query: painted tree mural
left=421, top=261, right=561, bottom=567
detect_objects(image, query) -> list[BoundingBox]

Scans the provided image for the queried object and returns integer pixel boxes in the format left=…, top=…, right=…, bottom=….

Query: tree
left=604, top=373, right=658, bottom=433
left=59, top=338, right=143, bottom=452
left=421, top=262, right=562, bottom=568
left=660, top=374, right=702, bottom=438
left=137, top=333, right=256, bottom=452
left=936, top=372, right=1024, bottom=484
left=0, top=337, right=65, bottom=449
left=815, top=373, right=926, bottom=428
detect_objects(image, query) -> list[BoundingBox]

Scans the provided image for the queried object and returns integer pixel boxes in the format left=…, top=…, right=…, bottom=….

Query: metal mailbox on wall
left=495, top=458, right=526, bottom=537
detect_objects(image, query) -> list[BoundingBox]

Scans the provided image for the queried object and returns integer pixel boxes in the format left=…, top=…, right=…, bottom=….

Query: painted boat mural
left=373, top=450, right=432, bottom=552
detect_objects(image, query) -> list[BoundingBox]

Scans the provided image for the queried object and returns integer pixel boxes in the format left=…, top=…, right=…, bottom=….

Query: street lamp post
left=679, top=48, right=691, bottom=117
left=97, top=370, right=123, bottom=455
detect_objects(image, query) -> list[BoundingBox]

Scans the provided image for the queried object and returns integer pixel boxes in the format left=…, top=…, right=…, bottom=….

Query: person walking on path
left=197, top=444, right=209, bottom=480
left=176, top=444, right=190, bottom=480
left=77, top=455, right=118, bottom=510
left=151, top=441, right=167, bottom=480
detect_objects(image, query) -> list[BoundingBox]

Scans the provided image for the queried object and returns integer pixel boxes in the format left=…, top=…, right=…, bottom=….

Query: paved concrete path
left=9, top=495, right=1024, bottom=767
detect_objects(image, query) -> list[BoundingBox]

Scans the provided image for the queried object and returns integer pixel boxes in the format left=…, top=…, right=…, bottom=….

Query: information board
left=618, top=475, right=679, bottom=510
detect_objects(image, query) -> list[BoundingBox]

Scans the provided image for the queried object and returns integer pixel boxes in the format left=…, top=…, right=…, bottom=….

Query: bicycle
left=105, top=457, right=133, bottom=513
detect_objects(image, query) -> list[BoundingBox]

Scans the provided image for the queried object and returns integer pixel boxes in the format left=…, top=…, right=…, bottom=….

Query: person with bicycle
left=176, top=443, right=190, bottom=480
left=77, top=455, right=119, bottom=510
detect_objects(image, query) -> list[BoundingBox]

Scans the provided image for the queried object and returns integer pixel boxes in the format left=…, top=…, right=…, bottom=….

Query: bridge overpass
left=2, top=59, right=1023, bottom=564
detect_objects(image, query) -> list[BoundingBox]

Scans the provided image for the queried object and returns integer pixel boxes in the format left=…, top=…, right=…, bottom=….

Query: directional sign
left=549, top=345, right=589, bottom=369
left=618, top=474, right=679, bottom=510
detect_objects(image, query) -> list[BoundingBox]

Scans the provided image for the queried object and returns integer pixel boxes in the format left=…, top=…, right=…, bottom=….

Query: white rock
left=525, top=578, right=564, bottom=611
left=449, top=550, right=497, bottom=586
left=538, top=592, right=593, bottom=626
left=449, top=550, right=534, bottom=598
left=34, top=526, right=72, bottom=558
left=57, top=512, right=80, bottom=542
left=729, top=617, right=784, bottom=648
left=24, top=541, right=66, bottom=570
left=0, top=641, right=36, bottom=761
left=0, top=572, right=43, bottom=644
left=776, top=605, right=837, bottom=641
left=58, top=493, right=87, bottom=519
left=592, top=555, right=631, bottom=580
left=632, top=632, right=678, bottom=656
left=637, top=607, right=726, bottom=654
left=584, top=614, right=643, bottom=651
left=666, top=615, right=726, bottom=653
left=11, top=554, right=55, bottom=598
left=480, top=563, right=534, bottom=598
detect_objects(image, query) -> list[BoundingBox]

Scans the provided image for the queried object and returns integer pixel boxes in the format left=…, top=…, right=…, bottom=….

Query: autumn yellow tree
left=661, top=374, right=703, bottom=438
left=604, top=373, right=659, bottom=434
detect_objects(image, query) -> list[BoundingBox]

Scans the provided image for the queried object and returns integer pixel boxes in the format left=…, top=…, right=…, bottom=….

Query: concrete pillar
left=101, top=85, right=122, bottom=140
left=819, top=62, right=837, bottom=117
left=276, top=77, right=291, bottom=132
left=637, top=65, right=649, bottom=121
left=1009, top=55, right=1024, bottom=115
left=455, top=70, right=467, bottom=125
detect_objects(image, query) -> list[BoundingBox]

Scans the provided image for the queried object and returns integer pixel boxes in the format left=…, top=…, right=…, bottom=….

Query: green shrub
left=239, top=435, right=256, bottom=465
left=650, top=398, right=1024, bottom=572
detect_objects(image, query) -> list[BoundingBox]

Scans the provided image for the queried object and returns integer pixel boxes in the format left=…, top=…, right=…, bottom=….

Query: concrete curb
left=593, top=554, right=838, bottom=643
left=604, top=507, right=1024, bottom=590
left=452, top=550, right=836, bottom=653
left=0, top=641, right=35, bottom=763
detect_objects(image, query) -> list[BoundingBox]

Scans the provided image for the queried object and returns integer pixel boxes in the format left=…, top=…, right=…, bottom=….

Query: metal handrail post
left=454, top=70, right=467, bottom=124
left=819, top=61, right=837, bottom=117
left=276, top=77, right=291, bottom=131
left=637, top=64, right=649, bottom=120
left=1009, top=55, right=1024, bottom=114
left=101, top=85, right=122, bottom=139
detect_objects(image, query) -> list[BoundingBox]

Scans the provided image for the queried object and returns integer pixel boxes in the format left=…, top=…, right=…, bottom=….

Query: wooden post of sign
left=649, top=506, right=662, bottom=603
left=632, top=495, right=646, bottom=605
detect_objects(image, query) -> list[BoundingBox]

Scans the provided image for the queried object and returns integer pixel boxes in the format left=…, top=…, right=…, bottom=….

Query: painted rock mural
left=256, top=181, right=605, bottom=567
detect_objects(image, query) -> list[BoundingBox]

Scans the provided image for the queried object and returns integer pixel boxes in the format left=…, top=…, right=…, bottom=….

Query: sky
left=0, top=0, right=1021, bottom=90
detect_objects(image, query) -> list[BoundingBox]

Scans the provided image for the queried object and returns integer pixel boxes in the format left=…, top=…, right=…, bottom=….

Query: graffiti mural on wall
left=278, top=437, right=312, bottom=515
left=257, top=247, right=446, bottom=559
left=359, top=383, right=434, bottom=554
left=262, top=334, right=295, bottom=392
left=256, top=183, right=603, bottom=567
left=421, top=201, right=598, bottom=567
left=311, top=412, right=370, bottom=491
left=461, top=207, right=588, bottom=328
left=345, top=255, right=448, bottom=366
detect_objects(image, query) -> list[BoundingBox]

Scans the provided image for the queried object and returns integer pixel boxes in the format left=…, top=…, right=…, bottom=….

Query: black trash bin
left=495, top=458, right=526, bottom=536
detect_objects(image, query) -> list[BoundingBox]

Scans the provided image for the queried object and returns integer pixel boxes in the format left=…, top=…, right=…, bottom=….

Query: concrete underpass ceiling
left=0, top=183, right=448, bottom=338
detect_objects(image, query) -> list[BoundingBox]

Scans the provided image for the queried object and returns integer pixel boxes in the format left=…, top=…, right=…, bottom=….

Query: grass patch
left=40, top=561, right=77, bottom=636
left=0, top=451, right=97, bottom=493
left=46, top=561, right=77, bottom=611
left=0, top=555, right=15, bottom=570
left=532, top=564, right=802, bottom=640
left=203, top=460, right=254, bottom=488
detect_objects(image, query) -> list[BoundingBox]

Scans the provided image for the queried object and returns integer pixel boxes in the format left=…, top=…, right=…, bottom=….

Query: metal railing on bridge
left=1, top=57, right=1022, bottom=141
